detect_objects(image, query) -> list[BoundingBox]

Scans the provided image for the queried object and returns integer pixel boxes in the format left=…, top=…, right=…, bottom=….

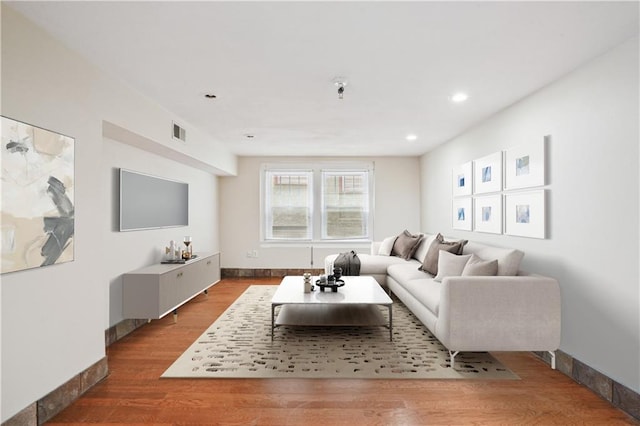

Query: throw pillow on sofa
left=391, top=230, right=423, bottom=260
left=378, top=235, right=397, bottom=256
left=473, top=246, right=524, bottom=276
left=434, top=251, right=472, bottom=282
left=419, top=233, right=468, bottom=275
left=461, top=253, right=498, bottom=276
left=413, top=233, right=436, bottom=262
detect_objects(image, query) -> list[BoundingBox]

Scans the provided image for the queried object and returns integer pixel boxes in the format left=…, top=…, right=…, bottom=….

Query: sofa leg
left=548, top=350, right=556, bottom=369
left=449, top=350, right=459, bottom=369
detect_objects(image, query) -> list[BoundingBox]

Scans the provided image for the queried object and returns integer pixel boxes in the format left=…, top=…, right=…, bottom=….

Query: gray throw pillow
left=461, top=253, right=499, bottom=276
left=419, top=233, right=468, bottom=275
left=391, top=230, right=423, bottom=260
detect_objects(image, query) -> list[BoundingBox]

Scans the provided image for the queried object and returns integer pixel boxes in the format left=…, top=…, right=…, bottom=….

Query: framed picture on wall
left=452, top=161, right=472, bottom=197
left=452, top=197, right=472, bottom=231
left=473, top=151, right=502, bottom=194
left=473, top=195, right=502, bottom=234
left=1, top=116, right=75, bottom=274
left=504, top=190, right=546, bottom=239
left=504, top=138, right=546, bottom=190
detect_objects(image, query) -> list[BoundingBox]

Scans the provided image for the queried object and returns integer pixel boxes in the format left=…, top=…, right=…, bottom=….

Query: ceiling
left=7, top=1, right=639, bottom=157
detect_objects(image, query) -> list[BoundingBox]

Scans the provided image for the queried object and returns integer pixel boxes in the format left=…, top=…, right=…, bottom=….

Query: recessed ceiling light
left=406, top=134, right=418, bottom=141
left=450, top=92, right=469, bottom=103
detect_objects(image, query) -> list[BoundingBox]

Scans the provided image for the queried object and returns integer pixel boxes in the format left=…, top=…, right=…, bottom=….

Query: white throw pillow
left=434, top=251, right=472, bottom=282
left=378, top=236, right=397, bottom=256
left=474, top=246, right=524, bottom=276
left=413, top=233, right=436, bottom=262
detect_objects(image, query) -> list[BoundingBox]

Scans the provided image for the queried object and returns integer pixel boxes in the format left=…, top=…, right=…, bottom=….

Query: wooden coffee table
left=271, top=275, right=393, bottom=341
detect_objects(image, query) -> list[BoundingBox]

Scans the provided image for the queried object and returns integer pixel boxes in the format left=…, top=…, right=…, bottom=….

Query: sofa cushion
left=419, top=233, right=468, bottom=275
left=358, top=254, right=419, bottom=275
left=378, top=236, right=397, bottom=256
left=462, top=253, right=498, bottom=276
left=388, top=263, right=432, bottom=283
left=434, top=251, right=472, bottom=282
left=391, top=230, right=423, bottom=260
left=463, top=243, right=524, bottom=276
left=400, top=278, right=442, bottom=316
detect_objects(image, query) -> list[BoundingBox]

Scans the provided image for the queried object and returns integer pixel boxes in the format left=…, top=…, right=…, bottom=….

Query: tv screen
left=119, top=169, right=189, bottom=231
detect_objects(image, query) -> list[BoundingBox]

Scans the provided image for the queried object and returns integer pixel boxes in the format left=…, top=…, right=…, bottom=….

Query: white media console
left=122, top=252, right=221, bottom=321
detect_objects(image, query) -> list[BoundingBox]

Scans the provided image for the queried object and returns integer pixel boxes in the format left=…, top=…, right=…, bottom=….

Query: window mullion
left=312, top=168, right=322, bottom=242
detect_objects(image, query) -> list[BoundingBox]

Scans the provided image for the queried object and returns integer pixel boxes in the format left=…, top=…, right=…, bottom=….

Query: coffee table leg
left=388, top=305, right=393, bottom=341
left=271, top=304, right=275, bottom=340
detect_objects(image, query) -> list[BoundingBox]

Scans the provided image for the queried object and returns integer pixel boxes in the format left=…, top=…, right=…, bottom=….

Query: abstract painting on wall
left=504, top=190, right=545, bottom=239
left=452, top=197, right=472, bottom=231
left=452, top=161, right=472, bottom=197
left=473, top=151, right=502, bottom=194
left=504, top=137, right=547, bottom=190
left=1, top=117, right=75, bottom=274
left=473, top=195, right=502, bottom=234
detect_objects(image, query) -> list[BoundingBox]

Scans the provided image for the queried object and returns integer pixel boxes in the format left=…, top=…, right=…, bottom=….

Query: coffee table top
left=272, top=275, right=392, bottom=306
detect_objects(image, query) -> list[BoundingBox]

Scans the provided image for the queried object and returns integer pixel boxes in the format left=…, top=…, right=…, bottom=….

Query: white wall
left=420, top=37, right=639, bottom=392
left=220, top=156, right=421, bottom=268
left=0, top=6, right=233, bottom=421
left=103, top=138, right=219, bottom=327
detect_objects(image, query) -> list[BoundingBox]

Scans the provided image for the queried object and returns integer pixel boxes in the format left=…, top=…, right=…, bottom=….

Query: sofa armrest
left=435, top=275, right=561, bottom=352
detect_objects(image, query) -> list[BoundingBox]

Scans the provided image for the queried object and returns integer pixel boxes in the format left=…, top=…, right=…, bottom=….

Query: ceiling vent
left=172, top=121, right=186, bottom=142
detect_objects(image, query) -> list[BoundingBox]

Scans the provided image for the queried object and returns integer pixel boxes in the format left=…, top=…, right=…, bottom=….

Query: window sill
left=260, top=240, right=371, bottom=249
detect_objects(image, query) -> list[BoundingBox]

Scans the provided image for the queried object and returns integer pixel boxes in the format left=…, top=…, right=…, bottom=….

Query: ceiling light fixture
left=406, top=134, right=418, bottom=141
left=332, top=77, right=348, bottom=100
left=450, top=92, right=469, bottom=103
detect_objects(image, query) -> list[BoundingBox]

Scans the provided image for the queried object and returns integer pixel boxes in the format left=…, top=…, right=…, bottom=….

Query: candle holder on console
left=182, top=236, right=192, bottom=260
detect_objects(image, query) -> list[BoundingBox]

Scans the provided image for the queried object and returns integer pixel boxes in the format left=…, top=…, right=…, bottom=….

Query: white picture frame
left=473, top=151, right=502, bottom=194
left=452, top=161, right=472, bottom=197
left=473, top=195, right=502, bottom=234
left=504, top=190, right=546, bottom=239
left=452, top=197, right=472, bottom=231
left=504, top=140, right=545, bottom=190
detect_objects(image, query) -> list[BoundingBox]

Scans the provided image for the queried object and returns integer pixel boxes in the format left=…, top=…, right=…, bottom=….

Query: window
left=321, top=171, right=369, bottom=239
left=264, top=170, right=313, bottom=240
left=262, top=163, right=373, bottom=243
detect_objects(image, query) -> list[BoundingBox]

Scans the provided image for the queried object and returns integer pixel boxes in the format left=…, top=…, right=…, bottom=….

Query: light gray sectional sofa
left=325, top=232, right=561, bottom=368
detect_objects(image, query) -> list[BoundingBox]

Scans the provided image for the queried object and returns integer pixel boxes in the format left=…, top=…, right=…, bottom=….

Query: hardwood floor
left=47, top=278, right=638, bottom=425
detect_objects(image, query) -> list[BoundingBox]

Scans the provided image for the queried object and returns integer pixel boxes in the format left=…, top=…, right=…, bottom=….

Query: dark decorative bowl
left=315, top=277, right=345, bottom=292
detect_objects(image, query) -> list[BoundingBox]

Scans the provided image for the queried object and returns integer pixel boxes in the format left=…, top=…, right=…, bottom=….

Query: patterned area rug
left=162, top=285, right=518, bottom=380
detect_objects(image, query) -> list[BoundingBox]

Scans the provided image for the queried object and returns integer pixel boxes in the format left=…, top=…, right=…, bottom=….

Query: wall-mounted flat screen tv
left=119, top=168, right=189, bottom=231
